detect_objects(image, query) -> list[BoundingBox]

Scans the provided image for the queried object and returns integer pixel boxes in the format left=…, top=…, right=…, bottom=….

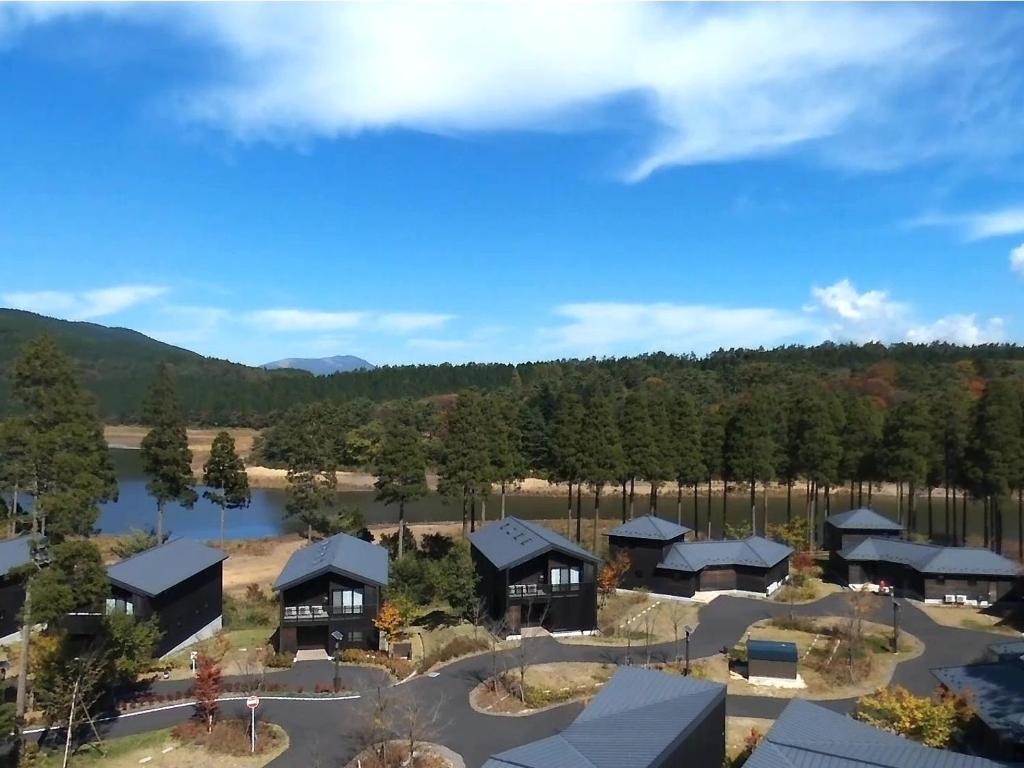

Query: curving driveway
left=60, top=593, right=1017, bottom=768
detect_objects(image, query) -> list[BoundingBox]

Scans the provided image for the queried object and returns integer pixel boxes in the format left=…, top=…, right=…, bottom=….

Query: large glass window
left=105, top=598, right=134, bottom=616
left=332, top=588, right=364, bottom=615
left=550, top=566, right=581, bottom=591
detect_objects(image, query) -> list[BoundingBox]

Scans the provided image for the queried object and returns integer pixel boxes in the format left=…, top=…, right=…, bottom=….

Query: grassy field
left=104, top=425, right=260, bottom=464
left=38, top=725, right=288, bottom=768
left=913, top=601, right=1023, bottom=636
left=560, top=592, right=700, bottom=647
left=156, top=628, right=276, bottom=681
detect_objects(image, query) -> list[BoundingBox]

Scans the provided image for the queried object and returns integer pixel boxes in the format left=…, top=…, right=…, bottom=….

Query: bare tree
left=513, top=598, right=549, bottom=703
left=393, top=690, right=442, bottom=763
left=845, top=589, right=875, bottom=683
left=484, top=613, right=511, bottom=693
left=664, top=601, right=691, bottom=664
left=237, top=648, right=266, bottom=694
left=354, top=687, right=394, bottom=765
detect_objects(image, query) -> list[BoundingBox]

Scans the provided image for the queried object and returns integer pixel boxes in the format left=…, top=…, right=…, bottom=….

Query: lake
left=99, top=449, right=1016, bottom=547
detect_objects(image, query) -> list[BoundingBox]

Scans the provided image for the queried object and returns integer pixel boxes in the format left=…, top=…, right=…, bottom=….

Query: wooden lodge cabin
left=822, top=507, right=903, bottom=552
left=470, top=517, right=599, bottom=636
left=608, top=521, right=792, bottom=599
left=273, top=532, right=388, bottom=654
left=483, top=667, right=726, bottom=768
left=0, top=536, right=35, bottom=645
left=606, top=516, right=692, bottom=590
left=107, top=538, right=228, bottom=657
left=831, top=537, right=1019, bottom=605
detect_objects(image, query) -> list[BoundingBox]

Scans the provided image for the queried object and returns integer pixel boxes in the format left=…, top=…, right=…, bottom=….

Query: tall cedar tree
left=928, top=382, right=971, bottom=544
left=549, top=391, right=586, bottom=538
left=580, top=384, right=624, bottom=550
left=791, top=384, right=844, bottom=542
left=881, top=398, right=933, bottom=531
left=839, top=391, right=883, bottom=508
left=202, top=431, right=251, bottom=549
left=484, top=392, right=525, bottom=520
left=0, top=417, right=31, bottom=536
left=284, top=408, right=338, bottom=542
left=437, top=391, right=491, bottom=537
left=965, top=378, right=1023, bottom=552
left=619, top=390, right=655, bottom=521
left=374, top=402, right=428, bottom=558
left=700, top=405, right=727, bottom=538
left=643, top=387, right=674, bottom=513
left=11, top=337, right=116, bottom=538
left=140, top=365, right=196, bottom=542
left=724, top=388, right=782, bottom=536
left=669, top=390, right=705, bottom=529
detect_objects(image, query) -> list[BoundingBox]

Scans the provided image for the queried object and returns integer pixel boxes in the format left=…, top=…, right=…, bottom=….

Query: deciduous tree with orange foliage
left=598, top=552, right=630, bottom=604
left=193, top=647, right=222, bottom=733
left=374, top=600, right=406, bottom=651
left=854, top=685, right=973, bottom=747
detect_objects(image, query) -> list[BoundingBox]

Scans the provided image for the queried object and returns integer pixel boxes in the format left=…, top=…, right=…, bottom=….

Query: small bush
left=223, top=587, right=278, bottom=629
left=767, top=615, right=818, bottom=633
left=417, top=634, right=489, bottom=673
left=341, top=648, right=415, bottom=680
left=265, top=648, right=294, bottom=669
left=173, top=719, right=284, bottom=756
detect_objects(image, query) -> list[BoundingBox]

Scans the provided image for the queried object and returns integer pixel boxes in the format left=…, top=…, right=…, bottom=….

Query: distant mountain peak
left=260, top=354, right=375, bottom=376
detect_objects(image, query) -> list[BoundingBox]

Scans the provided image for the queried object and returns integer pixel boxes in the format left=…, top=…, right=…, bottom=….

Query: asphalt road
left=52, top=593, right=1015, bottom=768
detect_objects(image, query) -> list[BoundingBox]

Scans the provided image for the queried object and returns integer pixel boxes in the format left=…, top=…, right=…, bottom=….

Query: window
left=105, top=598, right=134, bottom=616
left=550, top=566, right=581, bottom=591
left=332, top=588, right=364, bottom=615
left=349, top=630, right=364, bottom=644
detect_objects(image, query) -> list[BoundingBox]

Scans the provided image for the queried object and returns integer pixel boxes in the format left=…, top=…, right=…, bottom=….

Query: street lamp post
left=683, top=625, right=693, bottom=676
left=891, top=595, right=900, bottom=653
left=331, top=630, right=344, bottom=692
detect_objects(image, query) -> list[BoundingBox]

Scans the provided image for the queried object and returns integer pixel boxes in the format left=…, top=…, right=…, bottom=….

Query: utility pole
left=17, top=536, right=51, bottom=723
left=61, top=666, right=81, bottom=768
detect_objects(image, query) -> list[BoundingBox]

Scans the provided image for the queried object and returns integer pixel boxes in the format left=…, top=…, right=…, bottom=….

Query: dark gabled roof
left=469, top=517, right=599, bottom=571
left=273, top=532, right=389, bottom=591
left=107, top=538, right=227, bottom=598
left=0, top=535, right=33, bottom=578
left=839, top=537, right=1019, bottom=577
left=744, top=698, right=1002, bottom=768
left=482, top=667, right=725, bottom=768
left=748, top=639, right=798, bottom=663
left=826, top=507, right=903, bottom=532
left=607, top=515, right=691, bottom=542
left=988, top=640, right=1024, bottom=662
left=934, top=660, right=1024, bottom=744
left=659, top=536, right=792, bottom=573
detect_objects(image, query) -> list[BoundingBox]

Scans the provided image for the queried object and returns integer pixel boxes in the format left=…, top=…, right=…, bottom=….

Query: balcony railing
left=507, top=583, right=546, bottom=598
left=282, top=604, right=370, bottom=622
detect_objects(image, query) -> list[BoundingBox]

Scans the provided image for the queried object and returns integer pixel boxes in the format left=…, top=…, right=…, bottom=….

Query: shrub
left=223, top=588, right=278, bottom=629
left=265, top=648, right=294, bottom=669
left=767, top=615, right=818, bottom=633
left=417, top=634, right=489, bottom=673
left=341, top=648, right=415, bottom=680
left=174, top=719, right=285, bottom=757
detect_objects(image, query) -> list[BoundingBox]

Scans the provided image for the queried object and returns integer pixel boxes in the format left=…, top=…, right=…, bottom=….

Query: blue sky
left=2, top=3, right=1024, bottom=366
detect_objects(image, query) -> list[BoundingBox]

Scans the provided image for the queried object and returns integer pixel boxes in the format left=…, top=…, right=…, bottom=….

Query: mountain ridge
left=261, top=354, right=375, bottom=376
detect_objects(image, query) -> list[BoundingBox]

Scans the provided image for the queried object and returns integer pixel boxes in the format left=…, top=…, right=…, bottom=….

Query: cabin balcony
left=508, top=583, right=548, bottom=599
left=281, top=603, right=372, bottom=623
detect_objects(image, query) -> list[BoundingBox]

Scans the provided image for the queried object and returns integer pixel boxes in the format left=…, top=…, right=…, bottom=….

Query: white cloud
left=1, top=284, right=167, bottom=319
left=909, top=205, right=1024, bottom=241
left=9, top=4, right=1011, bottom=179
left=1012, top=243, right=1024, bottom=275
left=806, top=278, right=1005, bottom=345
left=545, top=302, right=813, bottom=356
left=376, top=313, right=454, bottom=333
left=245, top=308, right=368, bottom=332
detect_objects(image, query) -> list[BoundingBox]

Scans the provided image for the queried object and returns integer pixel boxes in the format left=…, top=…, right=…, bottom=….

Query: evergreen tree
left=643, top=387, right=674, bottom=513
left=374, top=401, right=428, bottom=558
left=724, top=387, right=781, bottom=536
left=549, top=391, right=586, bottom=540
left=140, top=365, right=196, bottom=542
left=839, top=391, right=883, bottom=509
left=619, top=390, right=654, bottom=521
left=10, top=337, right=116, bottom=539
left=484, top=391, right=525, bottom=520
left=881, top=398, right=933, bottom=532
left=0, top=418, right=31, bottom=536
left=202, top=431, right=251, bottom=548
left=790, top=384, right=844, bottom=543
left=928, top=382, right=971, bottom=545
left=284, top=410, right=338, bottom=541
left=965, top=379, right=1023, bottom=552
left=668, top=390, right=704, bottom=529
left=580, top=384, right=624, bottom=550
left=437, top=390, right=491, bottom=537
left=701, top=404, right=727, bottom=538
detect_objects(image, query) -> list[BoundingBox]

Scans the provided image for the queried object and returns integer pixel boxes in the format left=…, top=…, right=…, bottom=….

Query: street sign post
left=247, top=696, right=260, bottom=753
left=189, top=650, right=198, bottom=675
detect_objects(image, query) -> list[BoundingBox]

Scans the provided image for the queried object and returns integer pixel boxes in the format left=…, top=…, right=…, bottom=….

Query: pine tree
left=285, top=420, right=338, bottom=543
left=790, top=384, right=844, bottom=543
left=549, top=391, right=586, bottom=538
left=0, top=418, right=31, bottom=536
left=202, top=431, right=251, bottom=549
left=881, top=398, right=933, bottom=533
left=10, top=336, right=116, bottom=539
left=484, top=392, right=525, bottom=520
left=928, top=382, right=970, bottom=545
left=374, top=401, right=428, bottom=558
left=701, top=404, right=727, bottom=538
left=580, top=384, right=624, bottom=550
left=724, top=387, right=782, bottom=536
left=643, top=387, right=674, bottom=513
left=619, top=390, right=654, bottom=521
left=437, top=391, right=491, bottom=537
left=140, top=365, right=196, bottom=542
left=839, top=391, right=883, bottom=510
left=669, top=390, right=704, bottom=529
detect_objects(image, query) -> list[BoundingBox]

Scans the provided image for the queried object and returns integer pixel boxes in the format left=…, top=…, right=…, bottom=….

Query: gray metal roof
left=744, top=698, right=1003, bottom=768
left=0, top=535, right=33, bottom=578
left=107, top=538, right=227, bottom=598
left=934, top=660, right=1024, bottom=744
left=659, top=536, right=793, bottom=573
left=988, top=640, right=1024, bottom=662
left=748, top=639, right=798, bottom=663
left=469, top=517, right=599, bottom=571
left=826, top=507, right=904, bottom=531
left=482, top=667, right=725, bottom=768
left=839, top=537, right=1019, bottom=577
left=273, top=532, right=389, bottom=591
left=607, top=516, right=692, bottom=542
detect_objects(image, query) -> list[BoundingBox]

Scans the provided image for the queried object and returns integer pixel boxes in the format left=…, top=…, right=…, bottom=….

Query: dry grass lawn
left=40, top=726, right=287, bottom=768
left=726, top=717, right=773, bottom=761
left=560, top=592, right=699, bottom=647
left=220, top=536, right=308, bottom=594
left=688, top=616, right=922, bottom=700
left=913, top=602, right=1023, bottom=636
left=471, top=662, right=614, bottom=714
left=104, top=425, right=259, bottom=464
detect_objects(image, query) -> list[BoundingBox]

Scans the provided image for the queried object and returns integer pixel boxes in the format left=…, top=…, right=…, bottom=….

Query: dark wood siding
left=822, top=522, right=901, bottom=553
left=748, top=657, right=798, bottom=680
left=276, top=572, right=381, bottom=654
left=0, top=578, right=25, bottom=640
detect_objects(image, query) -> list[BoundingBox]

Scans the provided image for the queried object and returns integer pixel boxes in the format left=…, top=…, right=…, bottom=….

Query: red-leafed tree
left=193, top=648, right=222, bottom=733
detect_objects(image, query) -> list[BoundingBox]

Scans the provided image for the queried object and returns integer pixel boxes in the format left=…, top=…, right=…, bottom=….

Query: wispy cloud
left=377, top=313, right=455, bottom=333
left=1012, top=243, right=1024, bottom=276
left=1, top=284, right=167, bottom=319
left=907, top=205, right=1024, bottom=240
left=245, top=308, right=454, bottom=334
left=7, top=4, right=1019, bottom=180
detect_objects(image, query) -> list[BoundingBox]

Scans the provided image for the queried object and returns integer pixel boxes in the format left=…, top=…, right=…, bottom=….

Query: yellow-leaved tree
left=854, top=686, right=974, bottom=748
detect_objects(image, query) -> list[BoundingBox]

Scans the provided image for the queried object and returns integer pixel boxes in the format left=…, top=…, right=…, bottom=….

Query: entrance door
left=506, top=605, right=521, bottom=633
left=525, top=602, right=547, bottom=627
left=296, top=625, right=327, bottom=651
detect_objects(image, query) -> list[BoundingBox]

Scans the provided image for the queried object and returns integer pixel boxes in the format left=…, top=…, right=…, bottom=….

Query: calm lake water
left=100, top=450, right=1016, bottom=547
